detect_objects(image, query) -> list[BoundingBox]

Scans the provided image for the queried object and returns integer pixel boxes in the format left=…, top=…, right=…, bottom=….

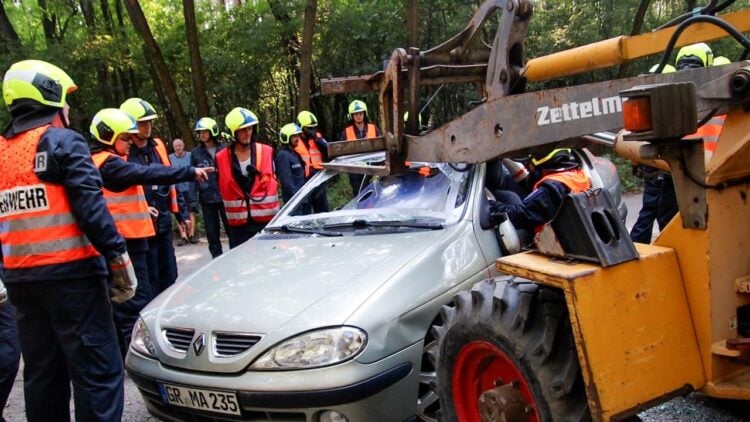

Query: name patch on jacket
left=0, top=184, right=50, bottom=217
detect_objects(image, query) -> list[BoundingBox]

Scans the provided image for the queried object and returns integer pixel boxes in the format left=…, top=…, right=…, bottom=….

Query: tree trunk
left=0, top=0, right=21, bottom=52
left=38, top=0, right=58, bottom=45
left=298, top=0, right=317, bottom=112
left=183, top=0, right=210, bottom=122
left=123, top=0, right=194, bottom=145
left=685, top=0, right=697, bottom=12
left=616, top=0, right=652, bottom=78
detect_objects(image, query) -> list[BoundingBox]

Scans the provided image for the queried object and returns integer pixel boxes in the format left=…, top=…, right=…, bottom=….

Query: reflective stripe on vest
left=92, top=151, right=156, bottom=239
left=308, top=135, right=325, bottom=169
left=294, top=142, right=312, bottom=178
left=153, top=138, right=179, bottom=213
left=216, top=143, right=280, bottom=226
left=533, top=169, right=591, bottom=192
left=344, top=123, right=377, bottom=141
left=0, top=125, right=100, bottom=269
left=684, top=114, right=725, bottom=152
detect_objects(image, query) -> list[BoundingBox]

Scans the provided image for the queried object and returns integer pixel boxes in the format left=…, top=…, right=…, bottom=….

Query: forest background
left=1, top=0, right=749, bottom=165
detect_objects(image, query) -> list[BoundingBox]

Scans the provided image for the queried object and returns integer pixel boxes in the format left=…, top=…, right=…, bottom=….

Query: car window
left=266, top=154, right=474, bottom=235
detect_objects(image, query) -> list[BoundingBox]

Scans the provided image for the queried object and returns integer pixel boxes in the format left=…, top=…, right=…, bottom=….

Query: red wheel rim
left=452, top=341, right=539, bottom=421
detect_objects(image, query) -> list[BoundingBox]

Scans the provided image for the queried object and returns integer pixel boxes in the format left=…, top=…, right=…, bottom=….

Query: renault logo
left=193, top=334, right=206, bottom=356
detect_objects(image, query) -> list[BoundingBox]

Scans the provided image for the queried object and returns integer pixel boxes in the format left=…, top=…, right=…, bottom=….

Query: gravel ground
left=3, top=196, right=750, bottom=420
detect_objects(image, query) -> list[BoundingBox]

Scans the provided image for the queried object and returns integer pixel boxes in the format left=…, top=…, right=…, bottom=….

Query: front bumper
left=126, top=340, right=422, bottom=421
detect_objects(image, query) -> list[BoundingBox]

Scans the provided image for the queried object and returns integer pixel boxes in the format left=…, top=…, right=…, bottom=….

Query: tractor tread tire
left=434, top=276, right=591, bottom=422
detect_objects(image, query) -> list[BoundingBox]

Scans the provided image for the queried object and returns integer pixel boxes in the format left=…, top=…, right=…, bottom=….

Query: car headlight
left=250, top=326, right=366, bottom=370
left=131, top=317, right=157, bottom=358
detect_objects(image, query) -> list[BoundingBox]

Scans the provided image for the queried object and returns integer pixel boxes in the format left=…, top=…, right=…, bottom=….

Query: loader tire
left=433, top=276, right=590, bottom=422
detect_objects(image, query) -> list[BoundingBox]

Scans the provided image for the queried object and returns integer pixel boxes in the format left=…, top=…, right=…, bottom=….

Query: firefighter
left=191, top=117, right=230, bottom=258
left=340, top=100, right=381, bottom=193
left=296, top=110, right=329, bottom=212
left=489, top=148, right=591, bottom=233
left=218, top=107, right=280, bottom=247
left=120, top=97, right=184, bottom=295
left=631, top=45, right=719, bottom=243
left=275, top=123, right=309, bottom=214
left=89, top=108, right=209, bottom=356
left=0, top=59, right=135, bottom=421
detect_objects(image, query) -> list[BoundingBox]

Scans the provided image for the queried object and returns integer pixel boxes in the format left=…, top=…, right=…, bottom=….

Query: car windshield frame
left=265, top=153, right=475, bottom=234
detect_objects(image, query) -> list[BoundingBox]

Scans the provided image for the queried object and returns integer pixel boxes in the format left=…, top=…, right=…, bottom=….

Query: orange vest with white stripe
left=151, top=137, right=179, bottom=213
left=294, top=137, right=324, bottom=177
left=344, top=123, right=377, bottom=140
left=533, top=169, right=591, bottom=192
left=0, top=126, right=100, bottom=269
left=216, top=143, right=280, bottom=226
left=684, top=114, right=725, bottom=160
left=92, top=151, right=156, bottom=239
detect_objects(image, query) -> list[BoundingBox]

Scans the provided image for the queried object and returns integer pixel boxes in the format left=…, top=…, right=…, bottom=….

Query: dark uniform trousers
left=201, top=202, right=229, bottom=258
left=0, top=302, right=20, bottom=422
left=112, top=247, right=152, bottom=358
left=7, top=277, right=124, bottom=422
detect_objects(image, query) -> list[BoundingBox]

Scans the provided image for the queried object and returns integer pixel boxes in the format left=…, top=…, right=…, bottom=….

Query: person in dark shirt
left=275, top=123, right=309, bottom=215
left=1, top=59, right=134, bottom=422
left=120, top=97, right=184, bottom=295
left=89, top=108, right=208, bottom=356
left=191, top=117, right=230, bottom=258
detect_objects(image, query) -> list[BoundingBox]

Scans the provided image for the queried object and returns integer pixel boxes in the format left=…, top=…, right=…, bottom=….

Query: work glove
left=0, top=277, right=7, bottom=308
left=109, top=252, right=137, bottom=304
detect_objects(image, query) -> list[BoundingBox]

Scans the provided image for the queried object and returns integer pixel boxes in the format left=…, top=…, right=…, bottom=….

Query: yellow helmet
left=648, top=64, right=676, bottom=74
left=348, top=100, right=368, bottom=117
left=676, top=43, right=713, bottom=69
left=120, top=98, right=158, bottom=121
left=531, top=148, right=578, bottom=171
left=278, top=123, right=302, bottom=145
left=296, top=110, right=318, bottom=128
left=224, top=107, right=259, bottom=136
left=3, top=60, right=77, bottom=110
left=90, top=108, right=138, bottom=146
left=194, top=117, right=219, bottom=137
left=713, top=56, right=731, bottom=66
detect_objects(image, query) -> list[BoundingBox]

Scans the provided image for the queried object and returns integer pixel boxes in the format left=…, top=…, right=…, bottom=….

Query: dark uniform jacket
left=128, top=138, right=187, bottom=234
left=1, top=120, right=126, bottom=283
left=274, top=147, right=306, bottom=202
left=190, top=143, right=225, bottom=204
left=96, top=151, right=196, bottom=252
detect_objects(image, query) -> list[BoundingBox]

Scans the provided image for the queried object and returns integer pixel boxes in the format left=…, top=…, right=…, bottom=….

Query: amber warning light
left=622, top=97, right=652, bottom=132
left=619, top=83, right=697, bottom=142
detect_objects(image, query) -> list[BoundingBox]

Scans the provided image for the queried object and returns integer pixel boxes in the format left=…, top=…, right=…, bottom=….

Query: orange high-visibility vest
left=684, top=114, right=725, bottom=158
left=152, top=137, right=179, bottom=213
left=0, top=125, right=100, bottom=269
left=216, top=143, right=280, bottom=226
left=293, top=142, right=312, bottom=178
left=344, top=123, right=377, bottom=141
left=92, top=151, right=156, bottom=239
left=534, top=169, right=591, bottom=192
left=295, top=135, right=325, bottom=176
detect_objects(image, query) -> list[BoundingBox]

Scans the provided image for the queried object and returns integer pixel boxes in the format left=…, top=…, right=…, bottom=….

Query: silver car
left=126, top=150, right=624, bottom=422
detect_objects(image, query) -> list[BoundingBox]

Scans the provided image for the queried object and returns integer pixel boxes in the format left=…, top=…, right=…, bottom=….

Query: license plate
left=158, top=382, right=241, bottom=416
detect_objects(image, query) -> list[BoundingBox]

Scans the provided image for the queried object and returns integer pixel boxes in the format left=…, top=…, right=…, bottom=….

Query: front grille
left=163, top=327, right=195, bottom=353
left=213, top=332, right=262, bottom=357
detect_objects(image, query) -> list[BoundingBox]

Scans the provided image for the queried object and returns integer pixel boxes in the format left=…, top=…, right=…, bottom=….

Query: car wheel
left=433, top=276, right=591, bottom=421
left=417, top=320, right=441, bottom=421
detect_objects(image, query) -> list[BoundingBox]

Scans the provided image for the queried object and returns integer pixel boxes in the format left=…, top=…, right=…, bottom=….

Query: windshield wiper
left=264, top=224, right=343, bottom=237
left=322, top=219, right=444, bottom=230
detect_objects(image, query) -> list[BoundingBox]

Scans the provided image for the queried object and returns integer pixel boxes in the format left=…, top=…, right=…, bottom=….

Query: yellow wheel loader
left=321, top=0, right=750, bottom=419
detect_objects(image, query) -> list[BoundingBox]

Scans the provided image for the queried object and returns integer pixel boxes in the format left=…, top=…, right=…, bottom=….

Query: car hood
left=144, top=229, right=453, bottom=371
